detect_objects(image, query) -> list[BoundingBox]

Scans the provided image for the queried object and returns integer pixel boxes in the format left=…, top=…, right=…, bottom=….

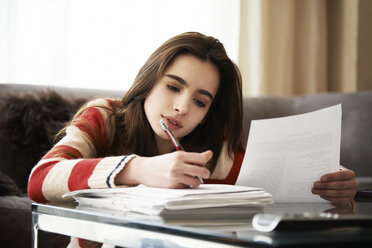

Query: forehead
left=164, top=54, right=220, bottom=96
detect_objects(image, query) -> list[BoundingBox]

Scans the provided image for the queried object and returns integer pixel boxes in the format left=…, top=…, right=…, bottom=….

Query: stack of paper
left=64, top=184, right=272, bottom=219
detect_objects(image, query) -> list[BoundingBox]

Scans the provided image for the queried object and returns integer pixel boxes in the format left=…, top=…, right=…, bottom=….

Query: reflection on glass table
left=32, top=201, right=372, bottom=248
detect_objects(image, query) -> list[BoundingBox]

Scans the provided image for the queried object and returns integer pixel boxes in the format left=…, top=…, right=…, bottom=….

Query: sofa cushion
left=0, top=196, right=32, bottom=247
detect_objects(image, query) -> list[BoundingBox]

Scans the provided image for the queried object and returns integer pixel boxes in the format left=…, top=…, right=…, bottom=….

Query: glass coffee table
left=32, top=201, right=372, bottom=247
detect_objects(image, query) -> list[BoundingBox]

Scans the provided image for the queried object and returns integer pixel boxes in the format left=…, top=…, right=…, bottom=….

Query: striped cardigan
left=27, top=98, right=244, bottom=203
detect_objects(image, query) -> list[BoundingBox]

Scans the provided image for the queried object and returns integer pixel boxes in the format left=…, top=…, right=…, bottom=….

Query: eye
left=194, top=98, right=206, bottom=108
left=167, top=84, right=180, bottom=92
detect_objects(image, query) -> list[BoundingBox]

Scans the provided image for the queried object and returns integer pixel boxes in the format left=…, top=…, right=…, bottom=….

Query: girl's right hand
left=114, top=150, right=212, bottom=188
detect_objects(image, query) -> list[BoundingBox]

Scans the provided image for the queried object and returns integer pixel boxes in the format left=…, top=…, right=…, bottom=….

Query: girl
left=28, top=32, right=356, bottom=207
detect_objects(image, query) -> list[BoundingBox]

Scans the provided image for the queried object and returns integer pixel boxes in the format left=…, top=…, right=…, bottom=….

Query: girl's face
left=144, top=54, right=220, bottom=153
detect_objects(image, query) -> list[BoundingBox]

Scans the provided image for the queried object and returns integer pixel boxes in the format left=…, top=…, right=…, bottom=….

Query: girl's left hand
left=312, top=167, right=357, bottom=206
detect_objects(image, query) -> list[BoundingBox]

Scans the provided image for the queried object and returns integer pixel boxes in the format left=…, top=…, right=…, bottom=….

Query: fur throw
left=0, top=171, right=23, bottom=196
left=0, top=90, right=87, bottom=194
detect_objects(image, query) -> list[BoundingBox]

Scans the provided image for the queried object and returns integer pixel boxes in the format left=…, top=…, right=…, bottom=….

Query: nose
left=173, top=95, right=189, bottom=115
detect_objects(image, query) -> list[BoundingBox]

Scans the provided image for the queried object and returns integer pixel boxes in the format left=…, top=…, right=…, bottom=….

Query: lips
left=162, top=116, right=182, bottom=129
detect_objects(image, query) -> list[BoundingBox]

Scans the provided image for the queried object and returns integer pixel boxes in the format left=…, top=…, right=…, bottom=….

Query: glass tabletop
left=32, top=201, right=372, bottom=247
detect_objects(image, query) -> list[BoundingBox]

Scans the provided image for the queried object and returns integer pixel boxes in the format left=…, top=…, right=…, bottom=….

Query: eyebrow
left=165, top=74, right=214, bottom=100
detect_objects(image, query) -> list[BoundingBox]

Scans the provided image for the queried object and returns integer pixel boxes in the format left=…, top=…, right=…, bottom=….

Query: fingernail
left=321, top=176, right=327, bottom=181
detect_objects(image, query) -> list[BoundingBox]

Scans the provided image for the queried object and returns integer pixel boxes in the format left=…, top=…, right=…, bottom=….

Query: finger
left=167, top=158, right=210, bottom=179
left=164, top=173, right=201, bottom=189
left=175, top=150, right=212, bottom=166
left=167, top=182, right=191, bottom=189
left=174, top=174, right=203, bottom=188
left=324, top=204, right=355, bottom=214
left=321, top=169, right=355, bottom=182
left=202, top=150, right=213, bottom=161
left=318, top=195, right=354, bottom=206
left=312, top=188, right=356, bottom=199
left=313, top=179, right=358, bottom=190
left=148, top=175, right=189, bottom=189
left=183, top=164, right=211, bottom=179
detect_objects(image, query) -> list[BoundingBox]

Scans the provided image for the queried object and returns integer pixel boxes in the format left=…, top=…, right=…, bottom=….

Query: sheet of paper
left=236, top=104, right=341, bottom=202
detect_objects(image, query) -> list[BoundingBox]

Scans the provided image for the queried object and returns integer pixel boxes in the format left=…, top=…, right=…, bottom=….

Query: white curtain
left=0, top=0, right=240, bottom=90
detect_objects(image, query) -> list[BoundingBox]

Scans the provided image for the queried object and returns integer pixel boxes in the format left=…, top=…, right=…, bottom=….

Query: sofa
left=0, top=84, right=124, bottom=247
left=1, top=83, right=371, bottom=247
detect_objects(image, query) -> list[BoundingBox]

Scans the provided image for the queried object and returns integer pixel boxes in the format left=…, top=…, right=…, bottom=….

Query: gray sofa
left=0, top=83, right=371, bottom=247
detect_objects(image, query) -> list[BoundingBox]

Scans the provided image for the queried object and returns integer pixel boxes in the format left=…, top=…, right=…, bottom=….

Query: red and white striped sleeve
left=27, top=98, right=137, bottom=203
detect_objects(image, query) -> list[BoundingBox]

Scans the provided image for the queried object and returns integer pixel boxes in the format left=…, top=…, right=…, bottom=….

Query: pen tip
left=159, top=118, right=168, bottom=130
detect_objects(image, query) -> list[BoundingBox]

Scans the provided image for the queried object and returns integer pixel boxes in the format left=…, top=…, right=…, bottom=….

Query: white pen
left=159, top=119, right=204, bottom=183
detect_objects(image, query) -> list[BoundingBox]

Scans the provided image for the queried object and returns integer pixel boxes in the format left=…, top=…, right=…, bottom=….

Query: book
left=63, top=184, right=272, bottom=218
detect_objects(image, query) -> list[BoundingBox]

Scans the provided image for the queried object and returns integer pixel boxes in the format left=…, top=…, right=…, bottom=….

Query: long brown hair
left=112, top=32, right=244, bottom=173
